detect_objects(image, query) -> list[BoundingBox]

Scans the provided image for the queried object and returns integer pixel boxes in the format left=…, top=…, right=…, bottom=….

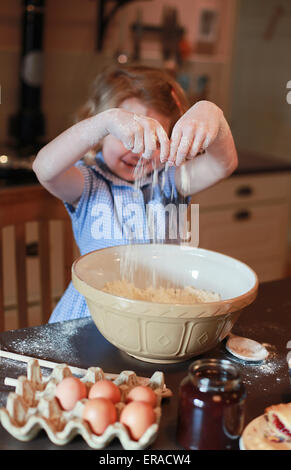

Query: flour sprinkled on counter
left=237, top=343, right=287, bottom=388
left=3, top=318, right=91, bottom=365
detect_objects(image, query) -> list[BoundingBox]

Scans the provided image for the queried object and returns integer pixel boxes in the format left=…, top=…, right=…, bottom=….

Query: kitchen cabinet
left=188, top=170, right=291, bottom=282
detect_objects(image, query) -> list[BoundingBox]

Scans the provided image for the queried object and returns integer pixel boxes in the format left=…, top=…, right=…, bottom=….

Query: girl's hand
left=104, top=108, right=170, bottom=161
left=168, top=101, right=223, bottom=166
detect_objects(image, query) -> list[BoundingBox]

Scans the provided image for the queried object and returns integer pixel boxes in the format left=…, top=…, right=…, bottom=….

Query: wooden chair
left=0, top=185, right=75, bottom=331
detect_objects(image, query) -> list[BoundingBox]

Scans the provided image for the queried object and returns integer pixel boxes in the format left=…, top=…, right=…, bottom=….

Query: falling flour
left=120, top=156, right=168, bottom=288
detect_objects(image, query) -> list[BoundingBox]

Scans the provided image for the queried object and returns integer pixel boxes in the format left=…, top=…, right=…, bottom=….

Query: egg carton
left=0, top=359, right=172, bottom=450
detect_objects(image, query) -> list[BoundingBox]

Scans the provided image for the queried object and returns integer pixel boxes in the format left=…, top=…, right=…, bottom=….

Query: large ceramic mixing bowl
left=72, top=244, right=258, bottom=363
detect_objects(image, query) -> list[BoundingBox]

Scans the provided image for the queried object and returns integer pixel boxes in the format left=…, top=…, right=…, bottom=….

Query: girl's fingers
left=142, top=125, right=157, bottom=159
left=169, top=126, right=182, bottom=165
left=176, top=127, right=196, bottom=166
left=156, top=125, right=170, bottom=163
left=201, top=132, right=212, bottom=151
left=123, top=134, right=134, bottom=150
left=203, top=126, right=219, bottom=150
left=132, top=124, right=144, bottom=155
left=133, top=115, right=157, bottom=159
left=190, top=125, right=207, bottom=157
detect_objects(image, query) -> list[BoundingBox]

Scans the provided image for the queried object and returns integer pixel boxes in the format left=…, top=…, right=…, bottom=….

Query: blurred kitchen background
left=0, top=0, right=291, bottom=330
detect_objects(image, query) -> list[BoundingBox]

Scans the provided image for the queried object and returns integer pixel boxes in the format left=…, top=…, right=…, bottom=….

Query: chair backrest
left=0, top=185, right=75, bottom=331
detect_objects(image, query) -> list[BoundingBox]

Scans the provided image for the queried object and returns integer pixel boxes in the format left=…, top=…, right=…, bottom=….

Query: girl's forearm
left=33, top=112, right=108, bottom=182
left=205, top=116, right=238, bottom=172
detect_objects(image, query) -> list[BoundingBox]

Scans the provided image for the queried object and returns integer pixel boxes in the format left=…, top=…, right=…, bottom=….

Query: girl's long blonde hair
left=77, top=64, right=189, bottom=146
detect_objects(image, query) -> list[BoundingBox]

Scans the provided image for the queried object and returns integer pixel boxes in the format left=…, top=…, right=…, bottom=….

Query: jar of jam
left=176, top=358, right=246, bottom=450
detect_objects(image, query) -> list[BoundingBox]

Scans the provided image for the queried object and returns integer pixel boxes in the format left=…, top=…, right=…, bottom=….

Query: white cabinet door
left=194, top=202, right=289, bottom=281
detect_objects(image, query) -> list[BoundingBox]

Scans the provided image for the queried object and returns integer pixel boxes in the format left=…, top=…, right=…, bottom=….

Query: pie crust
left=241, top=403, right=291, bottom=450
left=242, top=415, right=291, bottom=450
left=264, top=403, right=291, bottom=441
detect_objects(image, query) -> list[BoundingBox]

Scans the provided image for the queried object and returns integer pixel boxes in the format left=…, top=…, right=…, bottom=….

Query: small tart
left=242, top=414, right=291, bottom=450
left=264, top=403, right=291, bottom=441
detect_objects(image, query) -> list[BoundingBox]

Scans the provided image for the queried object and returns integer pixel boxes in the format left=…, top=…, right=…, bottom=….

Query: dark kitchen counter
left=0, top=148, right=38, bottom=189
left=234, top=150, right=291, bottom=176
left=0, top=277, right=290, bottom=451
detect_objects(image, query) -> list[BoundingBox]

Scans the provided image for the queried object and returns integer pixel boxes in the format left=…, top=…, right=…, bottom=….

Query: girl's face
left=102, top=98, right=171, bottom=182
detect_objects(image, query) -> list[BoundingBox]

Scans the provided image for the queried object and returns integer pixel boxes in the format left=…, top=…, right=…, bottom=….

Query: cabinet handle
left=26, top=242, right=39, bottom=257
left=233, top=210, right=251, bottom=221
left=236, top=185, right=253, bottom=197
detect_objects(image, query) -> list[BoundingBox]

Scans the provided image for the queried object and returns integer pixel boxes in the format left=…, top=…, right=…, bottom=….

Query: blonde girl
left=33, top=65, right=238, bottom=322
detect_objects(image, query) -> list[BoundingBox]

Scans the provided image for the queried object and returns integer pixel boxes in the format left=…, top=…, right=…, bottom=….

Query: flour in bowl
left=102, top=280, right=221, bottom=304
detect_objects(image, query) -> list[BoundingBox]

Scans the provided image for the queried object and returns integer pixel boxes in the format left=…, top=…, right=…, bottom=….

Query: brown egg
left=126, top=385, right=157, bottom=407
left=88, top=379, right=121, bottom=404
left=55, top=377, right=87, bottom=411
left=82, top=398, right=117, bottom=435
left=120, top=401, right=156, bottom=441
